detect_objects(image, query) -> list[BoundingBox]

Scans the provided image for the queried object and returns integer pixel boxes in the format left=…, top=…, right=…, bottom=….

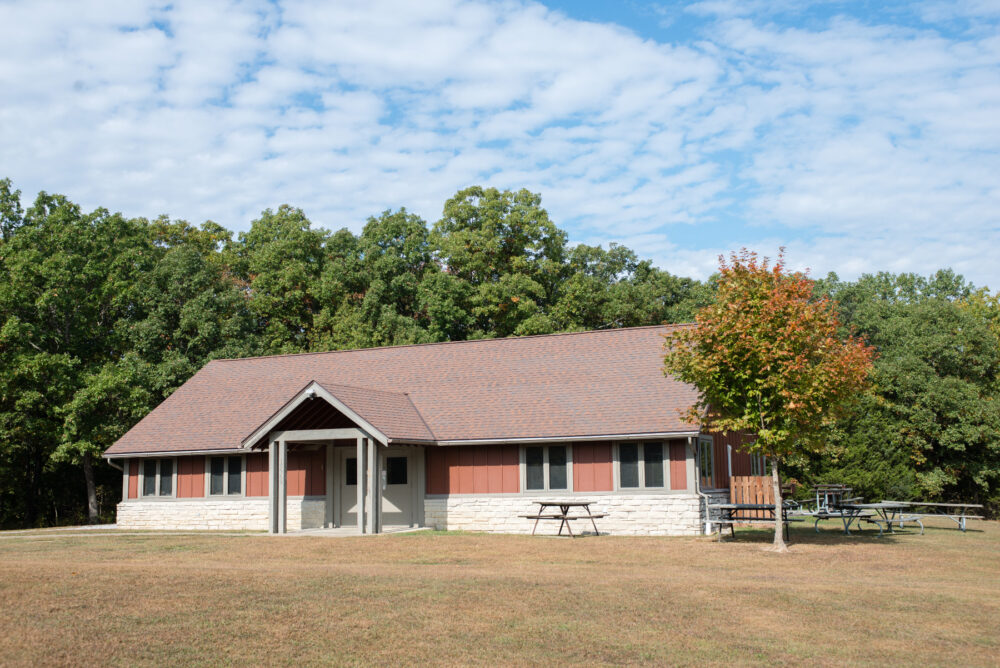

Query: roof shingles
left=104, top=325, right=699, bottom=455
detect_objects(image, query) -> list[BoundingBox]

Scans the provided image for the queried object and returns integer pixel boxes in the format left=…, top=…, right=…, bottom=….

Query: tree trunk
left=83, top=451, right=99, bottom=525
left=771, top=458, right=788, bottom=552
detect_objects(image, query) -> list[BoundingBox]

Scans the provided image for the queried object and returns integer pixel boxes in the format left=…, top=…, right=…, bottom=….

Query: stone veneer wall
left=425, top=492, right=729, bottom=536
left=116, top=497, right=326, bottom=531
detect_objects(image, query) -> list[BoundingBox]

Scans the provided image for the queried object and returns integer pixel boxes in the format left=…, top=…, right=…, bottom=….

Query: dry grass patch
left=0, top=520, right=997, bottom=666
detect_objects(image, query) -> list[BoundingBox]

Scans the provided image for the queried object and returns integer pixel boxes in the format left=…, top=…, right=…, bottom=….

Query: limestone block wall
left=424, top=492, right=721, bottom=536
left=116, top=497, right=327, bottom=531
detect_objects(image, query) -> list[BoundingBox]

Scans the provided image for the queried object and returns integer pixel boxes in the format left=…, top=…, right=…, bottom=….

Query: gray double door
left=338, top=447, right=414, bottom=527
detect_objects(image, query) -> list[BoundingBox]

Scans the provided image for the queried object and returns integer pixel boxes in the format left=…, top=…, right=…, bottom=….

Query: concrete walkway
left=0, top=524, right=432, bottom=540
left=291, top=525, right=431, bottom=537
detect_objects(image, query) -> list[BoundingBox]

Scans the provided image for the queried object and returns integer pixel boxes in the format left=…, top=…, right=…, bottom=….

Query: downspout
left=107, top=458, right=123, bottom=472
left=692, top=435, right=712, bottom=535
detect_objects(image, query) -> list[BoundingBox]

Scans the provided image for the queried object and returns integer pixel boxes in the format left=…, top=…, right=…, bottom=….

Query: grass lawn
left=0, top=520, right=998, bottom=667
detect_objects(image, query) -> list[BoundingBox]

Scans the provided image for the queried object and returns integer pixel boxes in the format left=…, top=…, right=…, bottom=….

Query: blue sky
left=1, top=0, right=998, bottom=285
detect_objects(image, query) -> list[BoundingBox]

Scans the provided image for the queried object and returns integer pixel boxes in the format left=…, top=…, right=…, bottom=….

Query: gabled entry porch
left=240, top=381, right=429, bottom=535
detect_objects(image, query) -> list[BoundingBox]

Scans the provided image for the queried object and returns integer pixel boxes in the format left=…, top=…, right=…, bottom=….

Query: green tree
left=430, top=186, right=567, bottom=338
left=664, top=250, right=875, bottom=551
left=0, top=190, right=156, bottom=524
left=809, top=271, right=1000, bottom=513
left=227, top=205, right=328, bottom=354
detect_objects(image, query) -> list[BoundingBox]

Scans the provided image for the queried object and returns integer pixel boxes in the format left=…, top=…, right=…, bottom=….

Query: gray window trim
left=698, top=436, right=715, bottom=489
left=139, top=458, right=177, bottom=499
left=615, top=441, right=669, bottom=490
left=520, top=444, right=574, bottom=492
left=206, top=454, right=246, bottom=497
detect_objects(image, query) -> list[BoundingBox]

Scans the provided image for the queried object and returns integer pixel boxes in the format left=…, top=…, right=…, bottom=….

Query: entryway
left=339, top=447, right=417, bottom=528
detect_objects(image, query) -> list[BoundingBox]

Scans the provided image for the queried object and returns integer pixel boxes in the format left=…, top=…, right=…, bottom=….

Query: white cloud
left=0, top=0, right=997, bottom=287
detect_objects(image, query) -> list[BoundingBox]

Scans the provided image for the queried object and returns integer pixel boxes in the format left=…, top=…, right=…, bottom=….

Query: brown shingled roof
left=104, top=324, right=700, bottom=456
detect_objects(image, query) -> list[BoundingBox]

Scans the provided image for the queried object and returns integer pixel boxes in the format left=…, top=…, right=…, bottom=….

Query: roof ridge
left=210, top=323, right=692, bottom=363
left=403, top=391, right=437, bottom=442
left=314, top=380, right=408, bottom=397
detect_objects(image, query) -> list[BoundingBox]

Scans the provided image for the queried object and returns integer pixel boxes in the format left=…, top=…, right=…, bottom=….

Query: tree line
left=0, top=177, right=997, bottom=527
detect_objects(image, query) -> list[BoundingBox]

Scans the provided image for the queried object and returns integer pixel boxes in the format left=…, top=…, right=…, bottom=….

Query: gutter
left=106, top=458, right=123, bottom=472
left=434, top=431, right=700, bottom=447
left=102, top=448, right=245, bottom=459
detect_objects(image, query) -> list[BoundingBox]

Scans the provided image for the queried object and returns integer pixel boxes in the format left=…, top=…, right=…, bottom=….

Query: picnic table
left=880, top=501, right=985, bottom=532
left=520, top=501, right=605, bottom=537
left=837, top=501, right=918, bottom=536
left=708, top=503, right=802, bottom=541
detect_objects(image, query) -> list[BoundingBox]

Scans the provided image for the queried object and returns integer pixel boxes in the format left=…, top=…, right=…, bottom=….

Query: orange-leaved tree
left=663, top=249, right=875, bottom=551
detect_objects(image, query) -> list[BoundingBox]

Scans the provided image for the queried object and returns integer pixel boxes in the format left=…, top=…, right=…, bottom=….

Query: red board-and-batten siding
left=426, top=446, right=520, bottom=494
left=709, top=430, right=756, bottom=490
left=571, top=442, right=613, bottom=492
left=127, top=453, right=276, bottom=498
left=125, top=440, right=699, bottom=498
left=127, top=460, right=139, bottom=499
left=246, top=452, right=269, bottom=497
left=425, top=441, right=688, bottom=494
left=176, top=456, right=204, bottom=498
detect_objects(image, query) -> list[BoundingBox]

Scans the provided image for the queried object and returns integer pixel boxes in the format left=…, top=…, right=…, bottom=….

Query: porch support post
left=324, top=442, right=334, bottom=528
left=356, top=436, right=366, bottom=534
left=277, top=439, right=288, bottom=534
left=367, top=438, right=382, bottom=534
left=268, top=441, right=278, bottom=534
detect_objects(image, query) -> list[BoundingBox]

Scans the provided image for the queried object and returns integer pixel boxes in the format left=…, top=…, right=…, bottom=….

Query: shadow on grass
left=720, top=521, right=909, bottom=546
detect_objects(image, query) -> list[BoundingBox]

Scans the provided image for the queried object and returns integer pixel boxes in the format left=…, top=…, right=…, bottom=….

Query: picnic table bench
left=521, top=501, right=605, bottom=537
left=880, top=501, right=985, bottom=532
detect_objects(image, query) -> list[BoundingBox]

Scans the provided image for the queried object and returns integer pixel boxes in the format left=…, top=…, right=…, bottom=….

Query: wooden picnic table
left=520, top=501, right=605, bottom=537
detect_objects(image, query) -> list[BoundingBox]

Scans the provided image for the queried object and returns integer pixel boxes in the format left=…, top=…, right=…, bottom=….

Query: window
left=386, top=457, right=407, bottom=485
left=699, top=437, right=715, bottom=488
left=143, top=460, right=157, bottom=496
left=227, top=456, right=242, bottom=494
left=141, top=459, right=174, bottom=497
left=524, top=445, right=570, bottom=491
left=750, top=453, right=767, bottom=477
left=159, top=459, right=173, bottom=496
left=618, top=442, right=666, bottom=489
left=346, top=458, right=357, bottom=486
left=619, top=443, right=639, bottom=488
left=209, top=456, right=243, bottom=496
left=210, top=457, right=225, bottom=495
left=643, top=442, right=664, bottom=488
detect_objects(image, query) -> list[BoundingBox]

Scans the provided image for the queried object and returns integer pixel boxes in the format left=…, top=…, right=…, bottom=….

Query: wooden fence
left=730, top=476, right=773, bottom=519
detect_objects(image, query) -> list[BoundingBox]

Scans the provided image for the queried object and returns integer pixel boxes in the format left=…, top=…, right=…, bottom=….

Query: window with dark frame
left=140, top=459, right=174, bottom=497
left=210, top=457, right=225, bottom=495
left=699, top=438, right=715, bottom=488
left=548, top=446, right=567, bottom=490
left=619, top=443, right=639, bottom=488
left=142, top=460, right=157, bottom=496
left=386, top=456, right=407, bottom=485
left=208, top=456, right=243, bottom=496
left=227, top=456, right=242, bottom=495
left=524, top=445, right=568, bottom=491
left=619, top=442, right=666, bottom=489
left=346, top=458, right=357, bottom=486
left=158, top=459, right=173, bottom=496
left=643, top=442, right=664, bottom=488
left=525, top=446, right=544, bottom=490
